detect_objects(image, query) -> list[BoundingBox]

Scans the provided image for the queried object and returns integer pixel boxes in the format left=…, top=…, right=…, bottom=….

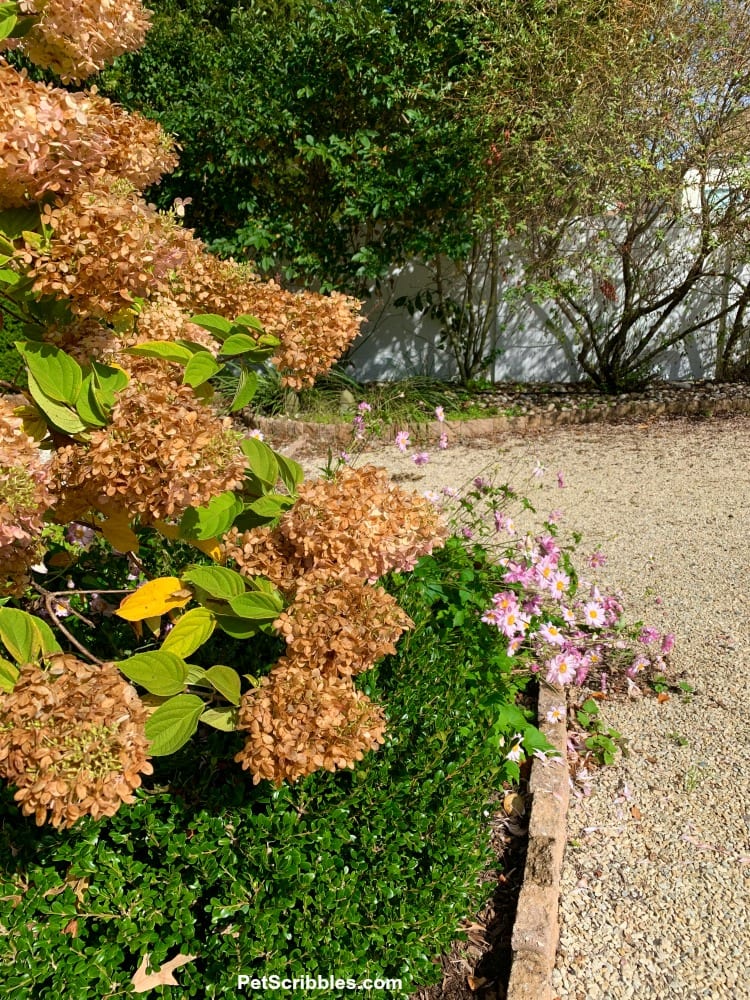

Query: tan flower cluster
left=0, top=655, right=153, bottom=828
left=225, top=464, right=448, bottom=586
left=173, top=252, right=362, bottom=388
left=273, top=571, right=414, bottom=678
left=0, top=62, right=177, bottom=210
left=3, top=0, right=151, bottom=83
left=48, top=359, right=246, bottom=522
left=234, top=659, right=386, bottom=785
left=17, top=181, right=201, bottom=319
left=0, top=396, right=53, bottom=597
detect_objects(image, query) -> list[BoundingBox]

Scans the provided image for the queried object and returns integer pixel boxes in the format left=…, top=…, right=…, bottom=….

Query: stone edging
left=506, top=683, right=569, bottom=1000
left=249, top=393, right=750, bottom=449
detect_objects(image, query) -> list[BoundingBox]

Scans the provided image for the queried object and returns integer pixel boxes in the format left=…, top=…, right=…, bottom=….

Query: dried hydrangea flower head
left=274, top=570, right=414, bottom=678
left=235, top=659, right=386, bottom=785
left=0, top=396, right=53, bottom=597
left=2, top=0, right=151, bottom=83
left=226, top=464, right=448, bottom=590
left=172, top=252, right=363, bottom=388
left=0, top=655, right=153, bottom=828
left=48, top=359, right=247, bottom=523
left=17, top=182, right=201, bottom=319
left=0, top=61, right=177, bottom=210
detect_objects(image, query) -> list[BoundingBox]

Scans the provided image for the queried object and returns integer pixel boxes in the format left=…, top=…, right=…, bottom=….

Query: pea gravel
left=296, top=412, right=750, bottom=1000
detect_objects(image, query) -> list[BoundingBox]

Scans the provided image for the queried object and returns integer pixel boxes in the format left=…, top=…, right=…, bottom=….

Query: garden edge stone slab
left=506, top=682, right=569, bottom=1000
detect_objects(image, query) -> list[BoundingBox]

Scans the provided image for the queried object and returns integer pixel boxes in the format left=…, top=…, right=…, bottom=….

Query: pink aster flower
left=494, top=512, right=515, bottom=534
left=357, top=401, right=372, bottom=412
left=532, top=460, right=545, bottom=478
left=492, top=591, right=519, bottom=611
left=507, top=636, right=524, bottom=655
left=66, top=523, right=96, bottom=549
left=550, top=571, right=571, bottom=600
left=582, top=602, right=606, bottom=628
left=561, top=605, right=576, bottom=625
left=661, top=632, right=675, bottom=654
left=247, top=428, right=265, bottom=441
left=545, top=704, right=566, bottom=724
left=412, top=451, right=430, bottom=466
left=438, top=431, right=449, bottom=450
left=435, top=405, right=445, bottom=422
left=539, top=621, right=566, bottom=646
left=547, top=509, right=564, bottom=524
left=546, top=653, right=578, bottom=686
left=395, top=430, right=410, bottom=452
left=557, top=471, right=565, bottom=488
left=588, top=550, right=607, bottom=569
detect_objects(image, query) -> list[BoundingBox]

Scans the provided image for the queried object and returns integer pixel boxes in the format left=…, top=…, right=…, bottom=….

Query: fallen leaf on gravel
left=631, top=805, right=642, bottom=820
left=503, top=792, right=525, bottom=817
left=467, top=975, right=489, bottom=990
left=132, top=953, right=196, bottom=992
left=657, top=692, right=670, bottom=703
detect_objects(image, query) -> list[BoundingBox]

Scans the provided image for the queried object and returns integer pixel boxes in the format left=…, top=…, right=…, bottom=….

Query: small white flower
left=545, top=704, right=566, bottom=724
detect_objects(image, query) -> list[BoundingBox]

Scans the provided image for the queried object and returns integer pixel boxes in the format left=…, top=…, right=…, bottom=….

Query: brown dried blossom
left=0, top=655, right=153, bottom=828
left=16, top=181, right=202, bottom=319
left=2, top=0, right=151, bottom=83
left=172, top=252, right=363, bottom=388
left=225, top=465, right=447, bottom=588
left=234, top=658, right=386, bottom=785
left=0, top=396, right=53, bottom=597
left=274, top=571, right=414, bottom=678
left=0, top=60, right=176, bottom=209
left=47, top=359, right=246, bottom=522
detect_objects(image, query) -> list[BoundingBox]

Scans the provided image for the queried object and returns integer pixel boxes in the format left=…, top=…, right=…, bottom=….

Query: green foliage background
left=100, top=0, right=490, bottom=291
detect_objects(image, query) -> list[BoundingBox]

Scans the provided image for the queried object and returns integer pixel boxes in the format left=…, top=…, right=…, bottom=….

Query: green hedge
left=0, top=540, right=521, bottom=998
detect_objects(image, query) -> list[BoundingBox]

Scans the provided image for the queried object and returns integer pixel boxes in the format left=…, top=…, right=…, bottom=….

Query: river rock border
left=247, top=382, right=750, bottom=451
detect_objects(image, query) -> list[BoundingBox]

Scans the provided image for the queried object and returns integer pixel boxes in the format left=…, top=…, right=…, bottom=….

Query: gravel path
left=297, top=413, right=750, bottom=1000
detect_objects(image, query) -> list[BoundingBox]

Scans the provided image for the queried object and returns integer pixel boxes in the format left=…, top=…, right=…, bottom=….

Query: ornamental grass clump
left=0, top=655, right=152, bottom=828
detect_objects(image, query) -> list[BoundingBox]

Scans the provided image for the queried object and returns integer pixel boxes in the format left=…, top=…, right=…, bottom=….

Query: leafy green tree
left=470, top=0, right=750, bottom=388
left=102, top=0, right=487, bottom=291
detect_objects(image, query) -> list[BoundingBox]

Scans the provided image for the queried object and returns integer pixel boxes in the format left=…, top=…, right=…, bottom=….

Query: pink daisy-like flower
left=557, top=471, right=565, bottom=488
left=438, top=431, right=449, bottom=450
left=561, top=605, right=576, bottom=625
left=588, top=550, right=607, bottom=569
left=545, top=704, right=566, bottom=724
left=395, top=430, right=410, bottom=453
left=539, top=621, right=566, bottom=646
left=550, top=572, right=571, bottom=599
left=532, top=461, right=545, bottom=478
left=435, top=405, right=445, bottom=422
left=412, top=451, right=430, bottom=467
left=547, top=509, right=564, bottom=524
left=247, top=428, right=265, bottom=441
left=507, top=636, right=524, bottom=655
left=546, top=653, right=577, bottom=686
left=357, top=401, right=372, bottom=413
left=582, top=602, right=606, bottom=628
left=492, top=591, right=519, bottom=611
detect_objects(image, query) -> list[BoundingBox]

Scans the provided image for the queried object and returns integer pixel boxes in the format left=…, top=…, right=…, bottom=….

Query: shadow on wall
left=344, top=261, right=717, bottom=384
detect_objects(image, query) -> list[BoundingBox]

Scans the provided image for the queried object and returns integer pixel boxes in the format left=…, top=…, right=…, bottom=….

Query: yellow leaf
left=116, top=578, right=192, bottom=622
left=100, top=511, right=140, bottom=554
left=48, top=552, right=74, bottom=568
left=152, top=519, right=180, bottom=541
left=131, top=952, right=196, bottom=993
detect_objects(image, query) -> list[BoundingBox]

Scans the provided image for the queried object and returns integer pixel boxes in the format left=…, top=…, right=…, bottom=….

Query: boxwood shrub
left=0, top=539, right=525, bottom=998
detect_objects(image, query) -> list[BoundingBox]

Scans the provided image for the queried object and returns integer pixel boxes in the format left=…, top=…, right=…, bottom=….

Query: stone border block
left=506, top=682, right=569, bottom=1000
